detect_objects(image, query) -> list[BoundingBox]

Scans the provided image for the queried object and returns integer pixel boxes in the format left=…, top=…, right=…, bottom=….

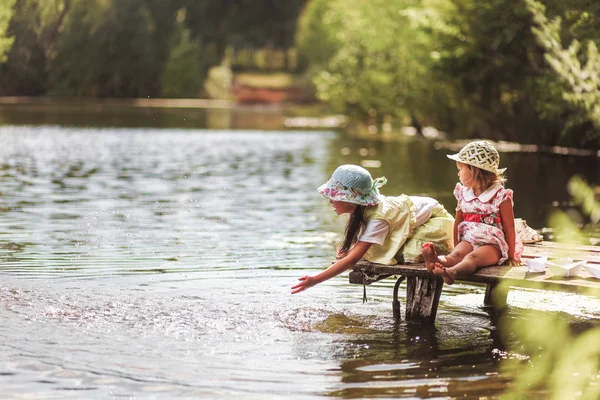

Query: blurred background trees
left=0, top=0, right=306, bottom=98
left=0, top=0, right=15, bottom=62
left=0, top=0, right=599, bottom=147
left=297, top=0, right=600, bottom=148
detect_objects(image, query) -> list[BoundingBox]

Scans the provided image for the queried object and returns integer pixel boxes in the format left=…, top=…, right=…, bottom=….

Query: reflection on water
left=0, top=123, right=597, bottom=398
left=0, top=101, right=290, bottom=131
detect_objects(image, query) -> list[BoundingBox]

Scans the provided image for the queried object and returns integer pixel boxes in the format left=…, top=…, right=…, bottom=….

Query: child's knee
left=450, top=245, right=470, bottom=260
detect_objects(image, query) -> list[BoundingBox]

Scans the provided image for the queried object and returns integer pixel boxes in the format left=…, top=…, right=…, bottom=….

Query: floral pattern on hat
left=319, top=181, right=381, bottom=206
left=318, top=165, right=387, bottom=206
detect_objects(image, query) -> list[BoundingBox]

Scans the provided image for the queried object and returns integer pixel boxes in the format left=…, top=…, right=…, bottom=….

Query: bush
left=161, top=28, right=207, bottom=98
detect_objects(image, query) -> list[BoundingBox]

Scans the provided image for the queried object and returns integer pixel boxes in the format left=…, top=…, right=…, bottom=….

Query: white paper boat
left=582, top=263, right=600, bottom=279
left=526, top=257, right=547, bottom=273
left=546, top=258, right=587, bottom=277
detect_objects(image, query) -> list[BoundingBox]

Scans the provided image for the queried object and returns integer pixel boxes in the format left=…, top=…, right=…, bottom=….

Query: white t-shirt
left=409, top=196, right=439, bottom=227
left=358, top=196, right=440, bottom=245
left=359, top=219, right=390, bottom=245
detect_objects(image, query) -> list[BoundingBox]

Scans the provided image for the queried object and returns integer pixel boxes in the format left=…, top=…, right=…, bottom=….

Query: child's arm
left=453, top=210, right=464, bottom=246
left=499, top=199, right=520, bottom=266
left=291, top=241, right=372, bottom=294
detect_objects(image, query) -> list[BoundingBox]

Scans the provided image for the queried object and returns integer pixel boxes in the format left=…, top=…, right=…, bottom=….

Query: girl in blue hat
left=292, top=164, right=454, bottom=294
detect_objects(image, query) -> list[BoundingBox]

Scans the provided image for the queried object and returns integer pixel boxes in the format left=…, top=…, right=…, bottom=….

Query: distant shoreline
left=0, top=96, right=248, bottom=110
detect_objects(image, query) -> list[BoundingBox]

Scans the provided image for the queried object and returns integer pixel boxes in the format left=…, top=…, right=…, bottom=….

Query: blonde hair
left=467, top=164, right=506, bottom=191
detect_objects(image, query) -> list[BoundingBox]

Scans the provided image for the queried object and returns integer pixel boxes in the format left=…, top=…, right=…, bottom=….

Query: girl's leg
left=422, top=241, right=472, bottom=273
left=439, top=241, right=473, bottom=268
left=433, top=245, right=501, bottom=285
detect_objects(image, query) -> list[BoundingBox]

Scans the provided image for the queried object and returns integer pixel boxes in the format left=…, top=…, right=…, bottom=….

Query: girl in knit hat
left=422, top=141, right=523, bottom=285
left=292, top=164, right=454, bottom=294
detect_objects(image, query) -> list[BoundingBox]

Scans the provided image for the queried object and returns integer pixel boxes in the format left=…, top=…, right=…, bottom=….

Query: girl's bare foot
left=422, top=242, right=440, bottom=273
left=432, top=264, right=456, bottom=285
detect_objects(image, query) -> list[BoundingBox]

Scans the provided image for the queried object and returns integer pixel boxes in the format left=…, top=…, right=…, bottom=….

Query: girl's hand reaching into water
left=291, top=241, right=372, bottom=295
left=291, top=275, right=318, bottom=294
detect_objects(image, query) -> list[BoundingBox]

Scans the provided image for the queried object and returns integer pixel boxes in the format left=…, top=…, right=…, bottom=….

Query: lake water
left=0, top=105, right=599, bottom=399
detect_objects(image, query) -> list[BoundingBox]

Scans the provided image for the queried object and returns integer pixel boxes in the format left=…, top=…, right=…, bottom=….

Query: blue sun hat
left=318, top=165, right=387, bottom=206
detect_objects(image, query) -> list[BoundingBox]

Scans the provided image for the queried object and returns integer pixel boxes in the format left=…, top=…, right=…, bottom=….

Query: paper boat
left=582, top=263, right=600, bottom=279
left=546, top=258, right=587, bottom=277
left=526, top=257, right=547, bottom=273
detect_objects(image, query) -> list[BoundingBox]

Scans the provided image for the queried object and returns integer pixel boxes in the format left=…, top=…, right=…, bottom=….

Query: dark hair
left=339, top=205, right=366, bottom=254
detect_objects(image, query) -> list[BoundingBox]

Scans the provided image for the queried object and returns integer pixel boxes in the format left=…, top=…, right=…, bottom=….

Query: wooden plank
left=528, top=241, right=600, bottom=253
left=350, top=242, right=600, bottom=296
left=521, top=242, right=600, bottom=263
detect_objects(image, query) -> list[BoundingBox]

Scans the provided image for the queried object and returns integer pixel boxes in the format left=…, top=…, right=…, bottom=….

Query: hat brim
left=446, top=154, right=506, bottom=174
left=318, top=181, right=381, bottom=206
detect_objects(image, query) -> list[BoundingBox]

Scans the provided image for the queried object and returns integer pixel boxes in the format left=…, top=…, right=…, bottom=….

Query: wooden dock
left=349, top=241, right=600, bottom=325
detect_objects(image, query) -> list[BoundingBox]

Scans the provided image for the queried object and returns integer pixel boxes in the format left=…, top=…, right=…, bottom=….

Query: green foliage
left=423, top=0, right=577, bottom=143
left=183, top=0, right=305, bottom=51
left=501, top=311, right=600, bottom=400
left=160, top=28, right=206, bottom=98
left=49, top=0, right=160, bottom=97
left=501, top=177, right=600, bottom=399
left=0, top=0, right=304, bottom=98
left=0, top=0, right=72, bottom=95
left=296, top=0, right=341, bottom=69
left=296, top=0, right=439, bottom=125
left=568, top=176, right=600, bottom=224
left=300, top=0, right=600, bottom=147
left=178, top=0, right=306, bottom=80
left=526, top=0, right=600, bottom=135
left=0, top=0, right=16, bottom=62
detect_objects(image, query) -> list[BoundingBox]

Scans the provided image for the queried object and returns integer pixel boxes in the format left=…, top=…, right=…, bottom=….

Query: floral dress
left=454, top=183, right=523, bottom=264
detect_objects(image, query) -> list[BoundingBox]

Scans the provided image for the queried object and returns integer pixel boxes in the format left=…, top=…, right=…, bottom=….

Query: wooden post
left=405, top=276, right=444, bottom=325
left=484, top=282, right=508, bottom=310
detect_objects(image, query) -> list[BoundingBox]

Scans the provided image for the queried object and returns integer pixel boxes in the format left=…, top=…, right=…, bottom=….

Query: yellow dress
left=363, top=195, right=454, bottom=265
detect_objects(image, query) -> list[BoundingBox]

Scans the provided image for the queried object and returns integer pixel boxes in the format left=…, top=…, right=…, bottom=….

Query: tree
left=160, top=26, right=206, bottom=98
left=429, top=0, right=600, bottom=147
left=300, top=0, right=600, bottom=147
left=297, top=0, right=440, bottom=130
left=1, top=0, right=307, bottom=97
left=182, top=0, right=306, bottom=75
left=49, top=0, right=162, bottom=97
left=526, top=0, right=600, bottom=143
left=0, top=0, right=71, bottom=95
left=0, top=0, right=16, bottom=62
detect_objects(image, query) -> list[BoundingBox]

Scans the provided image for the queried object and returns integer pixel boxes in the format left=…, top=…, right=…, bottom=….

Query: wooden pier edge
left=349, top=241, right=600, bottom=325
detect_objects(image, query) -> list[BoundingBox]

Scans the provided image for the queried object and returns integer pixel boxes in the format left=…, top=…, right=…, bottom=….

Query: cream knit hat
left=447, top=141, right=506, bottom=174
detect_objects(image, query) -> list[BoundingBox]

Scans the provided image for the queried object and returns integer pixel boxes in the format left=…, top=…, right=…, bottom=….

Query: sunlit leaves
left=526, top=0, right=600, bottom=130
left=568, top=176, right=600, bottom=224
left=297, top=0, right=438, bottom=122
left=0, top=0, right=16, bottom=62
left=502, top=177, right=600, bottom=399
left=299, top=0, right=600, bottom=147
left=501, top=311, right=600, bottom=400
left=160, top=28, right=206, bottom=98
